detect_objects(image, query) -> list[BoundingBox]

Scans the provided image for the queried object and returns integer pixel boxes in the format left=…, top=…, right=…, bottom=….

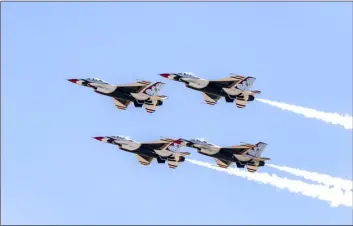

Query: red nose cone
left=93, top=136, right=104, bottom=141
left=159, top=73, right=170, bottom=78
left=67, top=79, right=79, bottom=83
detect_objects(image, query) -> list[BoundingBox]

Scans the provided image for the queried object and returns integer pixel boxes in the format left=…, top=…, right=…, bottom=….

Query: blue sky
left=2, top=2, right=352, bottom=225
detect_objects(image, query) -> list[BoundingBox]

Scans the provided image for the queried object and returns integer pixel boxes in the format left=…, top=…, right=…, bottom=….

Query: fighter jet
left=180, top=138, right=270, bottom=172
left=68, top=77, right=168, bottom=113
left=159, top=72, right=261, bottom=108
left=93, top=136, right=190, bottom=168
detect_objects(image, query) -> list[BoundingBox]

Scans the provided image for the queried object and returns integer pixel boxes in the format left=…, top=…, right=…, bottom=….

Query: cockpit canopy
left=191, top=138, right=209, bottom=145
left=85, top=77, right=107, bottom=83
left=177, top=72, right=200, bottom=79
left=111, top=135, right=132, bottom=141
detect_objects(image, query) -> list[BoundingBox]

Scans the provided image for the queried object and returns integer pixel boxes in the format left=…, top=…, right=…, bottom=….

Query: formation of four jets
left=68, top=72, right=270, bottom=172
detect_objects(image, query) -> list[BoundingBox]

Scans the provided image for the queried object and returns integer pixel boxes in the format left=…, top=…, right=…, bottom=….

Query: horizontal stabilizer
left=150, top=95, right=168, bottom=101
left=215, top=158, right=232, bottom=168
left=167, top=160, right=181, bottom=169
left=145, top=100, right=158, bottom=113
left=254, top=157, right=271, bottom=161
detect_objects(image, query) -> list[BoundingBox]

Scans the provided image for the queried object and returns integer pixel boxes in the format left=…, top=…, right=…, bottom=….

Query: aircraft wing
left=202, top=92, right=222, bottom=105
left=235, top=99, right=250, bottom=109
left=139, top=137, right=184, bottom=150
left=214, top=158, right=233, bottom=168
left=144, top=100, right=159, bottom=113
left=220, top=144, right=255, bottom=155
left=247, top=165, right=259, bottom=173
left=235, top=90, right=261, bottom=108
left=136, top=154, right=154, bottom=166
left=112, top=97, right=131, bottom=110
left=208, top=74, right=245, bottom=88
left=167, top=160, right=182, bottom=169
left=139, top=140, right=170, bottom=150
left=116, top=80, right=151, bottom=93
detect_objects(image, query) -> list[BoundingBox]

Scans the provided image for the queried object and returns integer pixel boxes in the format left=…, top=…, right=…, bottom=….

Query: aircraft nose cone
left=67, top=79, right=79, bottom=83
left=93, top=136, right=104, bottom=141
left=159, top=73, right=170, bottom=78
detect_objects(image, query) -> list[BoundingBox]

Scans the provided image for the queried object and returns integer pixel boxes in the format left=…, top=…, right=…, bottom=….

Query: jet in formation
left=93, top=136, right=190, bottom=169
left=179, top=138, right=270, bottom=172
left=160, top=72, right=260, bottom=108
left=68, top=77, right=167, bottom=113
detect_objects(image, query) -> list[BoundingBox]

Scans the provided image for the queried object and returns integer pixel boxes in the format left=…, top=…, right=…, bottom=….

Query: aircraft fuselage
left=174, top=75, right=254, bottom=103
left=81, top=81, right=162, bottom=107
left=119, top=145, right=184, bottom=164
left=197, top=148, right=249, bottom=167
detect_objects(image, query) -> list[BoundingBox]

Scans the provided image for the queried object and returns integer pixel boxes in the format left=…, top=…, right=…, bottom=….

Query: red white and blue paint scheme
left=180, top=138, right=270, bottom=172
left=68, top=77, right=168, bottom=113
left=159, top=72, right=261, bottom=108
left=93, top=136, right=190, bottom=169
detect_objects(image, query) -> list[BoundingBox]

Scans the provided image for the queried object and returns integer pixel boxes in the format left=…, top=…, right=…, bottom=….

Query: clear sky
left=2, top=2, right=352, bottom=225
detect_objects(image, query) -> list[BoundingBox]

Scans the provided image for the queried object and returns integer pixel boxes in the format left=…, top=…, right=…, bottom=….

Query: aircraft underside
left=186, top=83, right=252, bottom=103
left=120, top=147, right=181, bottom=164
left=96, top=88, right=163, bottom=107
left=199, top=151, right=256, bottom=168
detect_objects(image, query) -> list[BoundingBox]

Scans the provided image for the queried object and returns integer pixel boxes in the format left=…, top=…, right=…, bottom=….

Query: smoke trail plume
left=256, top=98, right=352, bottom=130
left=267, top=164, right=353, bottom=191
left=186, top=159, right=352, bottom=208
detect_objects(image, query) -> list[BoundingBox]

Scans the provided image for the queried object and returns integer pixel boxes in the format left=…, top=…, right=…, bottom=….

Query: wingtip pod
left=180, top=152, right=191, bottom=156
left=239, top=141, right=256, bottom=148
left=160, top=137, right=175, bottom=142
left=136, top=79, right=151, bottom=85
left=251, top=90, right=261, bottom=95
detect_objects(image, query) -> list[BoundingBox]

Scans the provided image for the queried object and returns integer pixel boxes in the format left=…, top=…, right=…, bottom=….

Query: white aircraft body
left=180, top=138, right=270, bottom=172
left=160, top=72, right=261, bottom=108
left=68, top=77, right=167, bottom=113
left=93, top=136, right=190, bottom=169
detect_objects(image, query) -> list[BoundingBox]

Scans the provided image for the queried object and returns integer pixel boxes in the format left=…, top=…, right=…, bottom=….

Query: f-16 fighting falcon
left=180, top=138, right=270, bottom=172
left=68, top=77, right=167, bottom=113
left=93, top=136, right=190, bottom=169
left=159, top=72, right=261, bottom=108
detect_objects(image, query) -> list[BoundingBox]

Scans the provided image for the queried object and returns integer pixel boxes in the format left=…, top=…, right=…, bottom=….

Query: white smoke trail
left=256, top=98, right=353, bottom=130
left=186, top=159, right=352, bottom=208
left=267, top=164, right=353, bottom=191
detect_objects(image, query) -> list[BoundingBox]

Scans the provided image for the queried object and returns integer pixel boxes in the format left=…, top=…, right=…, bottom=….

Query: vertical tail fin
left=165, top=139, right=183, bottom=152
left=159, top=138, right=189, bottom=152
left=254, top=142, right=267, bottom=157
left=235, top=77, right=256, bottom=91
left=141, top=82, right=165, bottom=96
